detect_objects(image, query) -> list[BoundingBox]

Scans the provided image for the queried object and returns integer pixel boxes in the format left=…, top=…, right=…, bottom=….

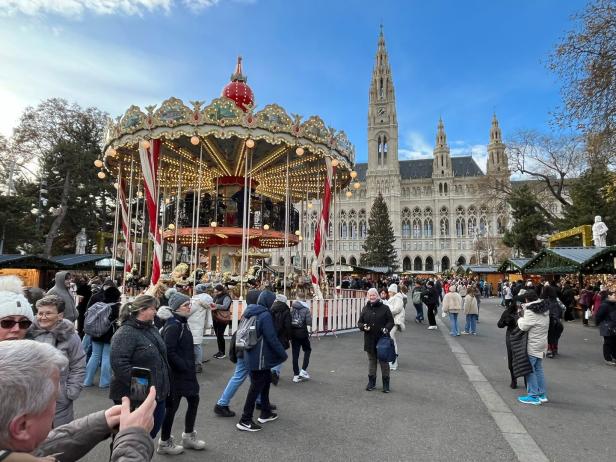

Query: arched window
left=349, top=256, right=357, bottom=266
left=403, top=257, right=411, bottom=271
left=279, top=256, right=285, bottom=265
left=425, top=256, right=434, bottom=271
left=441, top=256, right=450, bottom=271
left=340, top=256, right=346, bottom=265
left=424, top=219, right=433, bottom=237
left=350, top=221, right=358, bottom=239
left=456, top=218, right=465, bottom=237
left=402, top=221, right=411, bottom=238
left=479, top=216, right=487, bottom=234
left=413, top=256, right=422, bottom=271
left=439, top=183, right=443, bottom=194
left=444, top=183, right=448, bottom=194
left=469, top=255, right=477, bottom=265
left=457, top=255, right=466, bottom=266
left=412, top=219, right=422, bottom=238
left=359, top=220, right=367, bottom=238
left=325, top=256, right=333, bottom=265
left=497, top=216, right=506, bottom=234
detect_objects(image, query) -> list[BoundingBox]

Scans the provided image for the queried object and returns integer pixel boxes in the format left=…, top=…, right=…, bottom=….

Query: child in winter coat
left=189, top=285, right=213, bottom=372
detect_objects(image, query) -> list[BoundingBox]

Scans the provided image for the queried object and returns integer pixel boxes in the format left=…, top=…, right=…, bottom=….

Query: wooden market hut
left=523, top=247, right=616, bottom=284
left=497, top=258, right=531, bottom=281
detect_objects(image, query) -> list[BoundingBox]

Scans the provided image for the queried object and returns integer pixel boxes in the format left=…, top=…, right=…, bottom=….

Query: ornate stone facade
left=273, top=30, right=511, bottom=272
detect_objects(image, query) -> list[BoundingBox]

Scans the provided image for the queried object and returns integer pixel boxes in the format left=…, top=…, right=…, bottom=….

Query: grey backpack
left=235, top=316, right=260, bottom=352
left=84, top=302, right=113, bottom=337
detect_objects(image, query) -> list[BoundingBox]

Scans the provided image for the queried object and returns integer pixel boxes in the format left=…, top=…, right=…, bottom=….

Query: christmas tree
left=360, top=192, right=398, bottom=270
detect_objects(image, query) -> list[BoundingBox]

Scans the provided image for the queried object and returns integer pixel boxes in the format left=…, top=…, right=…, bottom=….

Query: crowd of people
left=1, top=269, right=615, bottom=460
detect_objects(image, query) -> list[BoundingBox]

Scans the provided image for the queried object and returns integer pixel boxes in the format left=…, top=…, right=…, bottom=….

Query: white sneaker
left=293, top=375, right=304, bottom=383
left=428, top=325, right=438, bottom=330
left=299, top=369, right=310, bottom=379
left=157, top=437, right=184, bottom=455
left=182, top=431, right=205, bottom=450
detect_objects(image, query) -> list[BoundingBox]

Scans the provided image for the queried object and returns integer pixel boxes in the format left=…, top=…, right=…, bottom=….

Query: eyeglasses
left=36, top=312, right=58, bottom=318
left=0, top=319, right=33, bottom=330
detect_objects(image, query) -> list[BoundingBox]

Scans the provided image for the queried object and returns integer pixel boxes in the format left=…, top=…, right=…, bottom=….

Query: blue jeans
left=151, top=399, right=166, bottom=438
left=271, top=363, right=282, bottom=375
left=449, top=313, right=459, bottom=336
left=83, top=341, right=111, bottom=388
left=465, top=314, right=478, bottom=334
left=414, top=303, right=424, bottom=321
left=217, top=357, right=249, bottom=406
left=526, top=356, right=546, bottom=397
left=194, top=344, right=202, bottom=365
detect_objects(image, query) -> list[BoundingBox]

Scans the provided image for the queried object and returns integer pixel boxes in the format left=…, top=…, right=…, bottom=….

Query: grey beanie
left=195, top=284, right=208, bottom=295
left=168, top=292, right=190, bottom=311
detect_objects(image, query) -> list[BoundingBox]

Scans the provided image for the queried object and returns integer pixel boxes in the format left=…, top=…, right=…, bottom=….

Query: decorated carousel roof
left=101, top=58, right=355, bottom=202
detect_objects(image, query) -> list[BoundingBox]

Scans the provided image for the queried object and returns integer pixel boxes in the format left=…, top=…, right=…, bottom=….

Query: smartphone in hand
left=129, top=367, right=152, bottom=411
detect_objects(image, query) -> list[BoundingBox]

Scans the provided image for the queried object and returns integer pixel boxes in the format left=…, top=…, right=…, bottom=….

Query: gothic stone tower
left=366, top=27, right=402, bottom=255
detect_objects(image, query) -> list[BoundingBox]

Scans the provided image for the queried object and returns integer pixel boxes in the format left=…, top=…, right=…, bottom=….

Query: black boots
left=510, top=374, right=518, bottom=389
left=366, top=375, right=376, bottom=391
left=382, top=377, right=390, bottom=393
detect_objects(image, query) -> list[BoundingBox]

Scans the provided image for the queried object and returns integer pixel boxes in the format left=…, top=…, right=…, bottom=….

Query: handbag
left=212, top=308, right=232, bottom=323
left=376, top=335, right=396, bottom=363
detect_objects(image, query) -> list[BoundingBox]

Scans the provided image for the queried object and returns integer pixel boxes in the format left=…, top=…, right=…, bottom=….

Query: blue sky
left=0, top=0, right=588, bottom=170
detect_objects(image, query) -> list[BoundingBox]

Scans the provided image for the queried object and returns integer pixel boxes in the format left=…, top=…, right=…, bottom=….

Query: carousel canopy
left=101, top=59, right=355, bottom=203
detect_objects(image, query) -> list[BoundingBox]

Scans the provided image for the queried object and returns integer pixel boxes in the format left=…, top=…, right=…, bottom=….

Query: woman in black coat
left=110, top=294, right=170, bottom=439
left=595, top=292, right=616, bottom=365
left=358, top=288, right=395, bottom=393
left=270, top=294, right=292, bottom=385
left=159, top=292, right=205, bottom=454
left=497, top=302, right=521, bottom=389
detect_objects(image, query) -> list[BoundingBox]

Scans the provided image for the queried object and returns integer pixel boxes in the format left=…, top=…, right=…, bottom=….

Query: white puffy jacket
left=188, top=293, right=213, bottom=345
left=517, top=300, right=549, bottom=359
left=387, top=293, right=406, bottom=331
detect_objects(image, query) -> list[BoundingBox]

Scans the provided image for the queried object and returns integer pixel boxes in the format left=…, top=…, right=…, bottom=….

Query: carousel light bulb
left=108, top=148, right=117, bottom=157
left=295, top=230, right=301, bottom=236
left=353, top=181, right=361, bottom=189
left=296, top=147, right=304, bottom=156
left=97, top=171, right=106, bottom=179
left=299, top=236, right=303, bottom=241
left=263, top=224, right=270, bottom=230
left=165, top=198, right=171, bottom=204
left=245, top=138, right=255, bottom=148
left=210, top=221, right=217, bottom=228
left=190, top=135, right=200, bottom=145
left=350, top=170, right=358, bottom=179
left=137, top=191, right=143, bottom=198
left=307, top=201, right=313, bottom=209
left=113, top=182, right=119, bottom=189
left=346, top=191, right=353, bottom=198
left=141, top=139, right=150, bottom=149
left=168, top=223, right=175, bottom=230
left=94, top=159, right=103, bottom=168
left=331, top=158, right=339, bottom=167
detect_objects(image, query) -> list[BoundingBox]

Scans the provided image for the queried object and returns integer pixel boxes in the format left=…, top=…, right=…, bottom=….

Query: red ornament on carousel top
left=222, top=56, right=254, bottom=112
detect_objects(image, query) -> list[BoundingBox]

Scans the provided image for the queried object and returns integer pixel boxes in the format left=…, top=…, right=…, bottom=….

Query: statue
left=75, top=228, right=87, bottom=254
left=592, top=215, right=608, bottom=247
left=488, top=247, right=495, bottom=265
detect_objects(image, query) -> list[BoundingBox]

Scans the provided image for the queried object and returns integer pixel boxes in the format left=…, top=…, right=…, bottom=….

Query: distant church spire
left=433, top=117, right=452, bottom=177
left=436, top=117, right=448, bottom=148
left=487, top=113, right=507, bottom=175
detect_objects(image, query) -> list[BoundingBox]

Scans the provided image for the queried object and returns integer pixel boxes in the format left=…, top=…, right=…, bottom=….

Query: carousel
left=99, top=57, right=356, bottom=297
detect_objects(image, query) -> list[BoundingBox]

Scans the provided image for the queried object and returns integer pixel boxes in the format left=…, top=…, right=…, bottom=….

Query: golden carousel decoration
left=99, top=57, right=357, bottom=296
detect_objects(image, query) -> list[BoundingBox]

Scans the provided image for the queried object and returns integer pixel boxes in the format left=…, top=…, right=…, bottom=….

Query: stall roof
left=497, top=258, right=531, bottom=273
left=324, top=264, right=355, bottom=273
left=463, top=264, right=501, bottom=274
left=524, top=246, right=616, bottom=274
left=50, top=254, right=117, bottom=269
left=0, top=254, right=58, bottom=269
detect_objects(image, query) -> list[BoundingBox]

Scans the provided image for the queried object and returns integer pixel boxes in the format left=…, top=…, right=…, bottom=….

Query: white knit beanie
left=0, top=276, right=34, bottom=322
left=388, top=284, right=398, bottom=294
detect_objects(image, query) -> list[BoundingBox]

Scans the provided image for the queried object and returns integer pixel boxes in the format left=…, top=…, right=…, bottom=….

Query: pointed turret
left=432, top=118, right=452, bottom=178
left=487, top=113, right=507, bottom=175
left=370, top=27, right=395, bottom=104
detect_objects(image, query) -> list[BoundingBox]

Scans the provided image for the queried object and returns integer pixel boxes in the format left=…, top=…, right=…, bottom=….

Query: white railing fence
left=206, top=297, right=366, bottom=337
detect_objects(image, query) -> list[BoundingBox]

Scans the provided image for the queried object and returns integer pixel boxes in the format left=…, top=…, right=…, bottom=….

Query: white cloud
left=0, top=0, right=249, bottom=17
left=0, top=26, right=166, bottom=136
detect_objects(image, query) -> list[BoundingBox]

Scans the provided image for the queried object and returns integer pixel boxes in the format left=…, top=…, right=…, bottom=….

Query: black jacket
left=270, top=301, right=292, bottom=349
left=162, top=313, right=199, bottom=396
left=508, top=325, right=533, bottom=379
left=357, top=300, right=395, bottom=354
left=110, top=317, right=170, bottom=402
left=421, top=286, right=439, bottom=307
left=596, top=300, right=616, bottom=337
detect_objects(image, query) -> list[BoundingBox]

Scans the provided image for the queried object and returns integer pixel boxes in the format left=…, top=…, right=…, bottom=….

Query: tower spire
left=436, top=117, right=448, bottom=148
left=490, top=112, right=502, bottom=143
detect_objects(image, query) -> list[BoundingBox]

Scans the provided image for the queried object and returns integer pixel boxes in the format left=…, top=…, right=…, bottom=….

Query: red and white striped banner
left=138, top=139, right=163, bottom=285
left=118, top=179, right=134, bottom=274
left=311, top=158, right=334, bottom=299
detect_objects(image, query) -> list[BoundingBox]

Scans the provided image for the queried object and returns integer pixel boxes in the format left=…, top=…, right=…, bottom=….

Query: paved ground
left=74, top=298, right=615, bottom=461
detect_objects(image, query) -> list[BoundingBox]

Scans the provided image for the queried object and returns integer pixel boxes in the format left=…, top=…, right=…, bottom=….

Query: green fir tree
left=503, top=185, right=552, bottom=257
left=360, top=193, right=398, bottom=270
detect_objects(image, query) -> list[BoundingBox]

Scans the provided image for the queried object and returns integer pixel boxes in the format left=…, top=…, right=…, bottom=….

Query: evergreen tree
left=503, top=185, right=552, bottom=257
left=360, top=193, right=398, bottom=270
left=560, top=167, right=616, bottom=245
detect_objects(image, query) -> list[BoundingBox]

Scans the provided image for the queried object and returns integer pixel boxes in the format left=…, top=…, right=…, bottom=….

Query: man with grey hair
left=0, top=340, right=156, bottom=461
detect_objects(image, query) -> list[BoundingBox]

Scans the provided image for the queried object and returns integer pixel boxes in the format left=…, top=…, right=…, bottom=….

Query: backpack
left=376, top=335, right=396, bottom=362
left=291, top=307, right=305, bottom=328
left=411, top=289, right=422, bottom=305
left=84, top=302, right=113, bottom=337
left=235, top=316, right=260, bottom=352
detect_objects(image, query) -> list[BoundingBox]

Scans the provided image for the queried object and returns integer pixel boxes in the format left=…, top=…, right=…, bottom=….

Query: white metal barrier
left=207, top=297, right=367, bottom=337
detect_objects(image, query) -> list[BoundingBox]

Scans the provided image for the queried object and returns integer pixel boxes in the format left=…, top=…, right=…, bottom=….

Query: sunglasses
left=0, top=319, right=33, bottom=330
